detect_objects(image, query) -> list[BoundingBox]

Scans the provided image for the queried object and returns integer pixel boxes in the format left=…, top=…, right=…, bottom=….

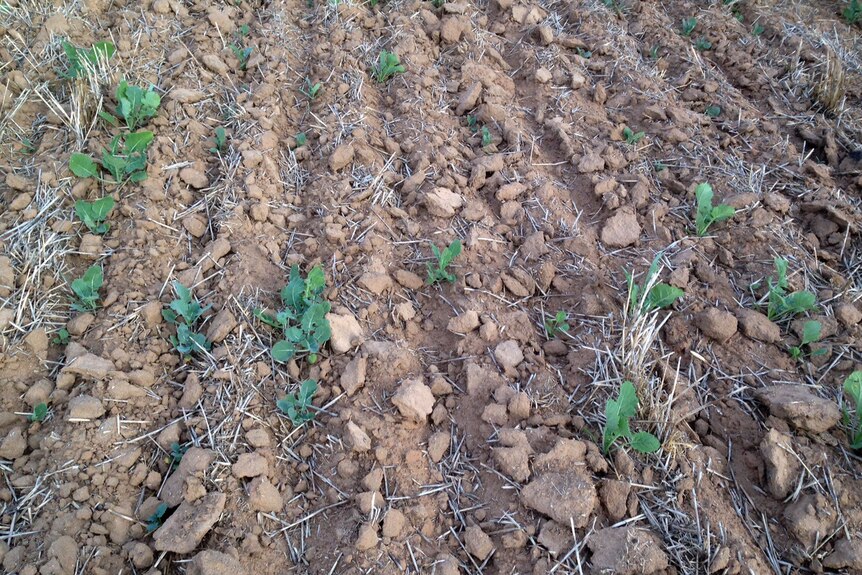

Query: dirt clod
left=392, top=378, right=435, bottom=422
left=755, top=385, right=840, bottom=433
left=760, top=429, right=801, bottom=499
left=587, top=525, right=669, bottom=575
left=521, top=471, right=596, bottom=527
left=737, top=309, right=781, bottom=343
left=464, top=525, right=495, bottom=560
left=153, top=492, right=226, bottom=553
left=346, top=421, right=372, bottom=452
left=66, top=395, right=105, bottom=420
left=188, top=550, right=247, bottom=575
left=601, top=209, right=641, bottom=248
left=696, top=308, right=738, bottom=342
left=247, top=477, right=283, bottom=512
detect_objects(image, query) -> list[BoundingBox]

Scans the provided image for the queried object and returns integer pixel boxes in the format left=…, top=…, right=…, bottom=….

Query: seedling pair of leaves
left=255, top=265, right=332, bottom=365
left=29, top=403, right=48, bottom=422
left=788, top=320, right=826, bottom=360
left=625, top=253, right=684, bottom=316
left=622, top=127, right=645, bottom=146
left=75, top=196, right=115, bottom=235
left=162, top=281, right=212, bottom=356
left=169, top=442, right=187, bottom=469
left=844, top=0, right=862, bottom=24
left=210, top=127, right=227, bottom=154
left=70, top=131, right=153, bottom=184
left=277, top=379, right=318, bottom=425
left=765, top=257, right=816, bottom=321
left=695, top=183, right=735, bottom=236
left=843, top=371, right=862, bottom=450
left=374, top=50, right=405, bottom=83
left=61, top=41, right=115, bottom=79
left=681, top=17, right=697, bottom=36
left=100, top=81, right=161, bottom=131
left=544, top=311, right=570, bottom=339
left=230, top=43, right=253, bottom=70
left=71, top=265, right=103, bottom=312
left=146, top=502, right=169, bottom=533
left=427, top=240, right=462, bottom=285
left=603, top=381, right=661, bottom=454
left=300, top=78, right=322, bottom=100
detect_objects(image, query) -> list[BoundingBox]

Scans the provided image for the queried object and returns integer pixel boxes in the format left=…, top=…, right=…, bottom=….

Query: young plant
left=544, top=311, right=570, bottom=339
left=169, top=442, right=187, bottom=469
left=52, top=328, right=70, bottom=345
left=432, top=0, right=445, bottom=7
left=100, top=81, right=161, bottom=131
left=694, top=182, right=735, bottom=236
left=625, top=253, right=684, bottom=316
left=788, top=319, right=825, bottom=360
left=29, top=403, right=48, bottom=422
left=481, top=125, right=492, bottom=148
left=300, top=77, right=322, bottom=100
left=61, top=41, right=115, bottom=79
left=843, top=0, right=862, bottom=24
left=70, top=131, right=154, bottom=184
left=230, top=43, right=253, bottom=70
left=210, top=127, right=227, bottom=154
left=695, top=37, right=712, bottom=51
left=70, top=265, right=103, bottom=312
left=75, top=196, right=115, bottom=235
left=374, top=50, right=405, bottom=83
left=426, top=239, right=462, bottom=285
left=277, top=379, right=318, bottom=425
left=294, top=132, right=307, bottom=148
left=705, top=105, right=721, bottom=118
left=146, top=502, right=169, bottom=533
left=752, top=23, right=765, bottom=36
left=622, top=126, right=645, bottom=145
left=843, top=371, right=862, bottom=450
left=162, top=281, right=212, bottom=357
left=681, top=17, right=697, bottom=36
left=766, top=257, right=816, bottom=321
left=602, top=381, right=660, bottom=454
left=467, top=115, right=478, bottom=133
left=255, top=265, right=331, bottom=365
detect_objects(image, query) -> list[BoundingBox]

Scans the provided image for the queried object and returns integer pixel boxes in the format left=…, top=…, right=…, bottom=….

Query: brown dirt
left=1, top=0, right=862, bottom=573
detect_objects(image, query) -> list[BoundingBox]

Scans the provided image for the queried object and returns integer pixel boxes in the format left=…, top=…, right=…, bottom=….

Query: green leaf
left=645, top=283, right=684, bottom=311
left=70, top=153, right=99, bottom=178
left=783, top=291, right=815, bottom=315
left=29, top=403, right=48, bottom=422
left=801, top=320, right=822, bottom=346
left=710, top=204, right=735, bottom=223
left=629, top=431, right=660, bottom=453
left=98, top=110, right=119, bottom=126
left=695, top=182, right=714, bottom=236
left=272, top=340, right=296, bottom=363
left=844, top=371, right=862, bottom=407
left=125, top=131, right=154, bottom=153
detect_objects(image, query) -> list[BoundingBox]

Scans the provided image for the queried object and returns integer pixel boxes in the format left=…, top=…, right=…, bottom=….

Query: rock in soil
left=587, top=525, right=669, bottom=575
left=696, top=308, right=738, bottom=342
left=760, top=429, right=801, bottom=499
left=340, top=355, right=367, bottom=396
left=355, top=523, right=379, bottom=551
left=464, top=525, right=495, bottom=560
left=162, top=447, right=216, bottom=506
left=823, top=537, right=862, bottom=570
left=66, top=395, right=106, bottom=420
left=737, top=309, right=781, bottom=343
left=600, top=209, right=641, bottom=248
left=247, top=477, right=283, bottom=512
left=188, top=550, right=247, bottom=575
left=326, top=313, right=364, bottom=353
left=754, top=385, right=840, bottom=434
left=63, top=353, right=115, bottom=380
left=345, top=421, right=372, bottom=452
left=232, top=452, right=269, bottom=478
left=382, top=509, right=407, bottom=539
left=153, top=492, right=226, bottom=553
left=391, top=378, right=435, bottom=422
left=784, top=494, right=837, bottom=548
left=521, top=471, right=596, bottom=527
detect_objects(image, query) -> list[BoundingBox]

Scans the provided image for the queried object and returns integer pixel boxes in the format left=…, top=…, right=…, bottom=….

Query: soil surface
left=1, top=0, right=862, bottom=573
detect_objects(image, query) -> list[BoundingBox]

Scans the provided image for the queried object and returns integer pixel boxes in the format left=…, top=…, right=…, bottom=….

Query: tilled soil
left=1, top=0, right=862, bottom=573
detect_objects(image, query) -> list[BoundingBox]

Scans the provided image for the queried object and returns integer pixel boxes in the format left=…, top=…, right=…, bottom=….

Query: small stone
left=162, top=447, right=215, bottom=506
left=494, top=340, right=523, bottom=373
left=171, top=88, right=205, bottom=103
left=696, top=308, right=738, bottom=343
left=496, top=183, right=526, bottom=201
left=79, top=234, right=102, bottom=258
left=23, top=379, right=53, bottom=406
left=5, top=173, right=31, bottom=191
left=464, top=525, right=495, bottom=560
left=425, top=187, right=463, bottom=218
left=601, top=210, right=641, bottom=248
left=755, top=385, right=840, bottom=433
left=737, top=310, right=781, bottom=343
left=182, top=214, right=208, bottom=237
left=355, top=491, right=385, bottom=514
left=835, top=304, right=862, bottom=327
left=179, top=374, right=204, bottom=410
left=64, top=353, right=115, bottom=380
left=521, top=472, right=596, bottom=527
left=129, top=369, right=155, bottom=387
left=326, top=313, right=364, bottom=353
left=577, top=154, right=605, bottom=173
left=201, top=54, right=228, bottom=75
left=67, top=395, right=105, bottom=420
left=355, top=523, right=379, bottom=551
left=179, top=167, right=209, bottom=189
left=346, top=421, right=372, bottom=452
left=447, top=310, right=480, bottom=334
left=359, top=272, right=393, bottom=295
left=0, top=427, right=26, bottom=459
left=440, top=15, right=464, bottom=43
left=508, top=391, right=531, bottom=420
left=245, top=428, right=270, bottom=448
left=600, top=479, right=630, bottom=521
left=153, top=492, right=226, bottom=553
left=427, top=431, right=450, bottom=462
left=394, top=269, right=424, bottom=290
left=141, top=301, right=163, bottom=327
left=760, top=429, right=801, bottom=499
left=329, top=144, right=355, bottom=171
left=535, top=67, right=552, bottom=83
left=9, top=193, right=32, bottom=211
left=48, top=536, right=78, bottom=575
left=232, top=452, right=269, bottom=479
left=382, top=509, right=406, bottom=539
left=482, top=403, right=508, bottom=426
left=455, top=82, right=482, bottom=115
left=188, top=550, right=247, bottom=575
left=248, top=477, right=283, bottom=512
left=66, top=313, right=94, bottom=336
left=341, top=356, right=367, bottom=396
left=205, top=310, right=237, bottom=343
left=391, top=378, right=435, bottom=422
left=823, top=537, right=862, bottom=570
left=128, top=543, right=154, bottom=570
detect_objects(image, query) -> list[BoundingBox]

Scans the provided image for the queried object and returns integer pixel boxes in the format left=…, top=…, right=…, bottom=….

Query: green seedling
left=300, top=77, right=322, bottom=100
left=653, top=161, right=667, bottom=172
left=576, top=47, right=592, bottom=59
left=374, top=50, right=405, bottom=83
left=71, top=265, right=103, bottom=312
left=70, top=131, right=153, bottom=184
left=602, top=381, right=661, bottom=454
left=467, top=115, right=478, bottom=133
left=695, top=182, right=735, bottom=236
left=255, top=265, right=332, bottom=365
left=99, top=81, right=161, bottom=131
left=681, top=17, right=697, bottom=36
left=752, top=23, right=765, bottom=36
left=649, top=45, right=660, bottom=60
left=625, top=253, right=684, bottom=316
left=75, top=196, right=115, bottom=235
left=544, top=311, right=570, bottom=339
left=705, top=105, right=721, bottom=118
left=294, top=132, right=307, bottom=148
left=29, top=403, right=48, bottom=422
left=695, top=37, right=712, bottom=51
left=843, top=371, right=862, bottom=449
left=169, top=442, right=187, bottom=468
left=210, top=127, right=227, bottom=154
left=61, top=41, right=115, bottom=78
left=432, top=0, right=444, bottom=8
left=843, top=0, right=862, bottom=24
left=146, top=502, right=169, bottom=533
left=277, top=379, right=318, bottom=425
left=622, top=126, right=645, bottom=145
left=481, top=125, right=492, bottom=148
left=231, top=43, right=253, bottom=70
left=240, top=23, right=250, bottom=36
left=427, top=239, right=462, bottom=285
left=788, top=319, right=825, bottom=360
left=52, top=328, right=70, bottom=345
left=766, top=257, right=816, bottom=321
left=162, top=281, right=212, bottom=357
left=70, top=153, right=100, bottom=178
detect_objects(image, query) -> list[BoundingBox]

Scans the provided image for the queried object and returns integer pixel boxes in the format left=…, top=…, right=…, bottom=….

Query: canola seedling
left=695, top=182, right=735, bottom=236
left=70, top=265, right=103, bottom=312
left=75, top=196, right=115, bottom=235
left=277, top=379, right=318, bottom=425
left=427, top=239, right=462, bottom=285
left=162, top=281, right=212, bottom=357
left=602, top=381, right=661, bottom=454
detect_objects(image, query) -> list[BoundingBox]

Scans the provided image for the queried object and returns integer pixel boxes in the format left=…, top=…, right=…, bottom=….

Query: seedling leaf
left=70, top=153, right=99, bottom=178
